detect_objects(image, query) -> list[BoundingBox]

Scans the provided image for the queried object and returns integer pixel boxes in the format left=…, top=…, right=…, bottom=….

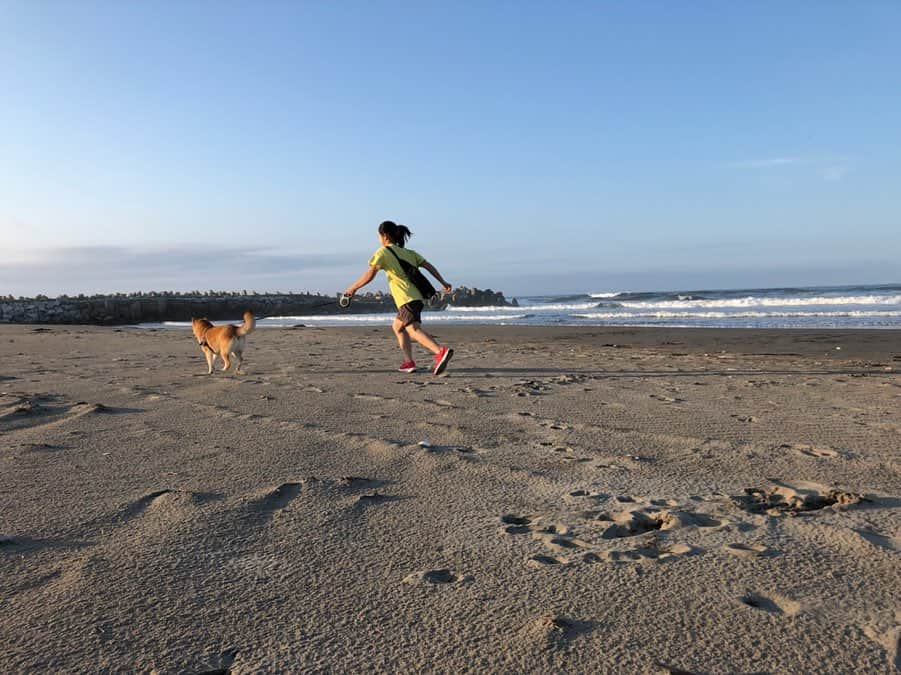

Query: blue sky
left=1, top=1, right=899, bottom=297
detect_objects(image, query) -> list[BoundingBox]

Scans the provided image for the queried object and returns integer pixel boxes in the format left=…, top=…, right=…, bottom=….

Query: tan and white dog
left=191, top=310, right=256, bottom=374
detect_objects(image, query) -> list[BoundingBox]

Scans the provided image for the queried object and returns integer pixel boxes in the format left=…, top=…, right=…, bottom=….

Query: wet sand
left=1, top=324, right=899, bottom=673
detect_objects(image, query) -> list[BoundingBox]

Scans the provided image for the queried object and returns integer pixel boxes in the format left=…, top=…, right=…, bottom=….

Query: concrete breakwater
left=0, top=288, right=515, bottom=325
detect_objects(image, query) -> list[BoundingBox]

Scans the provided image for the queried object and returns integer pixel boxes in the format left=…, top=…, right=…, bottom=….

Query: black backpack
left=385, top=246, right=438, bottom=302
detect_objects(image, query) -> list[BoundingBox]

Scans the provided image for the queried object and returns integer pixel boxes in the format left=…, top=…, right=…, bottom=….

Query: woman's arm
left=344, top=266, right=378, bottom=296
left=421, top=260, right=452, bottom=293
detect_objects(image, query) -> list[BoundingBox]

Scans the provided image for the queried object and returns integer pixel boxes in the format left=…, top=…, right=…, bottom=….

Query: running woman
left=344, top=220, right=454, bottom=375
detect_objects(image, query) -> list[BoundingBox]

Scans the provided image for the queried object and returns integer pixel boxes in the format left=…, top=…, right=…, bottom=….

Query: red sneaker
left=398, top=361, right=417, bottom=373
left=432, top=347, right=454, bottom=376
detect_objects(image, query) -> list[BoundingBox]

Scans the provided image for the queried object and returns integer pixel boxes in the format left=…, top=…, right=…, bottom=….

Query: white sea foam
left=447, top=302, right=597, bottom=312
left=572, top=310, right=901, bottom=320
left=620, top=294, right=901, bottom=310
left=261, top=313, right=531, bottom=324
left=143, top=285, right=901, bottom=330
left=444, top=305, right=524, bottom=313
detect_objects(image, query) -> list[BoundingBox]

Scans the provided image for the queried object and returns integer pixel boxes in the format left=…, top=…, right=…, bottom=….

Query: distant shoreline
left=0, top=288, right=512, bottom=326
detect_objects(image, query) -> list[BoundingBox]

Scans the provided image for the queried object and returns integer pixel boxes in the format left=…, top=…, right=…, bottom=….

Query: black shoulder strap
left=384, top=245, right=436, bottom=300
left=385, top=245, right=412, bottom=271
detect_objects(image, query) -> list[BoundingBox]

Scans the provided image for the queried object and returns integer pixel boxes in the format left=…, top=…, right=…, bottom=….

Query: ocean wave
left=143, top=284, right=901, bottom=329
left=572, top=310, right=901, bottom=320
left=551, top=294, right=593, bottom=302
left=261, top=313, right=533, bottom=323
left=444, top=305, right=522, bottom=313
left=447, top=303, right=598, bottom=312
left=619, top=294, right=901, bottom=310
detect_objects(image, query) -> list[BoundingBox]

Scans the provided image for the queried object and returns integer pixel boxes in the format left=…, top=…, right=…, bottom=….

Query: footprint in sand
left=585, top=543, right=703, bottom=564
left=352, top=393, right=389, bottom=402
left=649, top=498, right=680, bottom=507
left=526, top=554, right=569, bottom=569
left=557, top=451, right=593, bottom=464
left=424, top=398, right=457, bottom=408
left=650, top=394, right=683, bottom=403
left=403, top=569, right=472, bottom=585
left=70, top=402, right=111, bottom=415
left=731, top=414, right=758, bottom=423
left=506, top=495, right=733, bottom=570
left=596, top=509, right=662, bottom=539
left=732, top=480, right=863, bottom=516
left=111, top=489, right=222, bottom=534
left=660, top=511, right=729, bottom=529
left=17, top=442, right=67, bottom=453
left=778, top=443, right=845, bottom=459
left=0, top=393, right=71, bottom=431
left=723, top=543, right=778, bottom=559
left=520, top=615, right=593, bottom=646
left=460, top=386, right=495, bottom=398
left=244, top=482, right=303, bottom=521
left=862, top=620, right=901, bottom=671
left=854, top=529, right=901, bottom=552
left=597, top=505, right=729, bottom=540
left=540, top=420, right=571, bottom=431
left=0, top=397, right=143, bottom=433
left=740, top=591, right=800, bottom=616
left=10, top=488, right=223, bottom=563
left=117, top=489, right=179, bottom=521
left=566, top=489, right=609, bottom=504
left=338, top=476, right=382, bottom=488
left=499, top=515, right=533, bottom=535
left=0, top=393, right=45, bottom=417
left=513, top=380, right=551, bottom=397
left=354, top=493, right=398, bottom=506
left=420, top=443, right=476, bottom=455
left=533, top=532, right=591, bottom=553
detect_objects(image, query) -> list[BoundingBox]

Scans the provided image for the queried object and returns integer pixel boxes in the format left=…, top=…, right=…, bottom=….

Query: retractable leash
left=306, top=294, right=353, bottom=310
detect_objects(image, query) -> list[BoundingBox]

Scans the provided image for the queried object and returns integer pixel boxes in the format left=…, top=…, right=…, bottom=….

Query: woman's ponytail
left=378, top=220, right=413, bottom=247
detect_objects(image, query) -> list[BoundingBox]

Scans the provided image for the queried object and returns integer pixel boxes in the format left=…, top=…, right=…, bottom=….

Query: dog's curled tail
left=237, top=310, right=256, bottom=336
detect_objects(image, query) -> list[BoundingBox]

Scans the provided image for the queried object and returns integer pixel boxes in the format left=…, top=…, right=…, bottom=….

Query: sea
left=155, top=284, right=901, bottom=330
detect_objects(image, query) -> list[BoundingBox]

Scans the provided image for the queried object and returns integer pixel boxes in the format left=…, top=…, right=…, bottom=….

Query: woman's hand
left=346, top=267, right=377, bottom=299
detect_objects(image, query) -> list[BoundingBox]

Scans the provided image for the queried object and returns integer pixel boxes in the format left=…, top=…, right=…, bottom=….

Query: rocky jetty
left=0, top=287, right=515, bottom=325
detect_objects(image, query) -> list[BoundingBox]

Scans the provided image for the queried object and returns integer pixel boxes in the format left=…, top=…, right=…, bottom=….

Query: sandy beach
left=1, top=323, right=899, bottom=673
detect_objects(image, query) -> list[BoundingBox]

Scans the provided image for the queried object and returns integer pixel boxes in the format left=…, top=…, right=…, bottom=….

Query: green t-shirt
left=369, top=245, right=427, bottom=308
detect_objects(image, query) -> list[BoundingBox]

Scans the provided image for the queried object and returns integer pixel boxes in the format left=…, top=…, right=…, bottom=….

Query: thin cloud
left=0, top=245, right=368, bottom=297
left=819, top=166, right=848, bottom=182
left=727, top=156, right=854, bottom=181
left=727, top=157, right=804, bottom=169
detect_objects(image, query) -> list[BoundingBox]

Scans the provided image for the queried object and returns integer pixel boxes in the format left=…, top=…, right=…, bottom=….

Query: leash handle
left=338, top=294, right=353, bottom=309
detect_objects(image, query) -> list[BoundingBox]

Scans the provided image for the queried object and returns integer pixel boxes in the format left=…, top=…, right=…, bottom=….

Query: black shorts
left=396, top=300, right=424, bottom=328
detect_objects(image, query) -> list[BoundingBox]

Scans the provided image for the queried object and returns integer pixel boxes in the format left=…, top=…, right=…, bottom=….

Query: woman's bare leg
left=405, top=322, right=440, bottom=355
left=392, top=318, right=414, bottom=362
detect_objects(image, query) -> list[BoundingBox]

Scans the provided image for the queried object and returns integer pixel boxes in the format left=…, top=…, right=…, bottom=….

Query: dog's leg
left=221, top=350, right=231, bottom=371
left=204, top=348, right=214, bottom=375
left=234, top=350, right=244, bottom=373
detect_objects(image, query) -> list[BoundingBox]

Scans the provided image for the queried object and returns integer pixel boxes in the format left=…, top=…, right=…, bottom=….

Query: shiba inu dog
left=191, top=311, right=256, bottom=374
